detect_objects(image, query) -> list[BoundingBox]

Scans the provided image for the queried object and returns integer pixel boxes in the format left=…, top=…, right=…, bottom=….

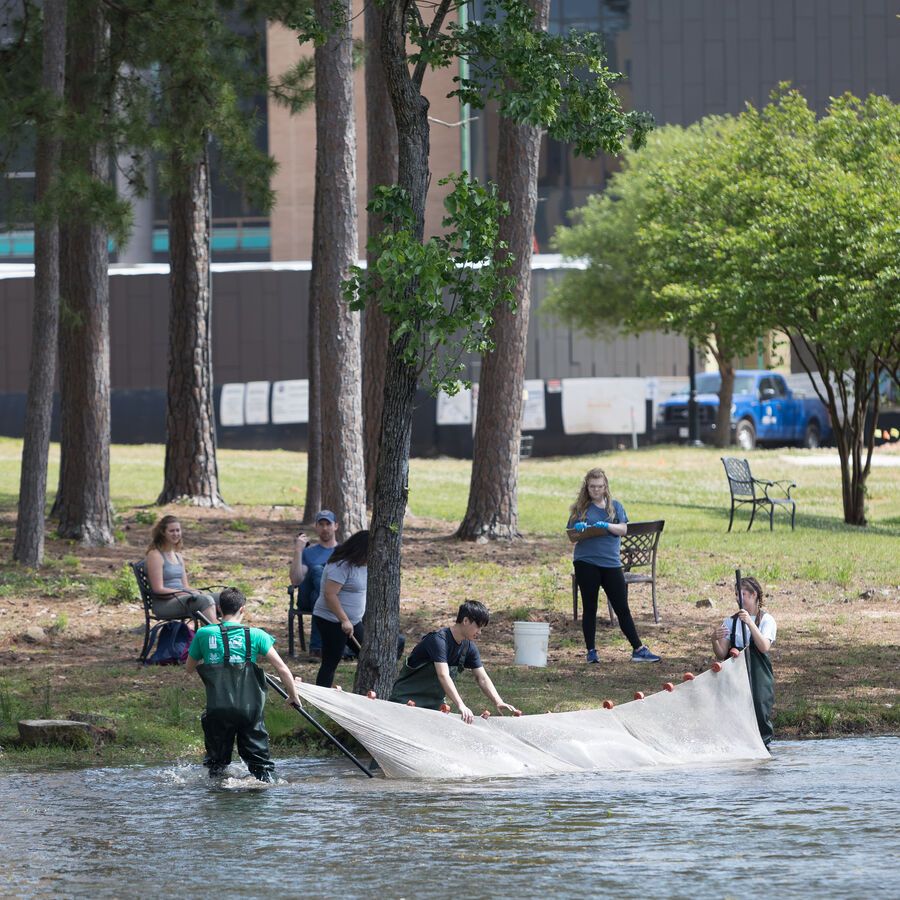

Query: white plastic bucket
left=513, top=621, right=550, bottom=667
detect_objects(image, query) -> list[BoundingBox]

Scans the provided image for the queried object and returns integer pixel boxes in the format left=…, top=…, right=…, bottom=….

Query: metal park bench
left=572, top=520, right=666, bottom=626
left=721, top=457, right=796, bottom=532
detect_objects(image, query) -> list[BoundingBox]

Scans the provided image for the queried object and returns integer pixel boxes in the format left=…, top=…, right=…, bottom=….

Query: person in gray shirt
left=312, top=530, right=368, bottom=687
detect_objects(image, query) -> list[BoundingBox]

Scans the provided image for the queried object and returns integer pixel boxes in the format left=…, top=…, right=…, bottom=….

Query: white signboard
left=436, top=385, right=473, bottom=425
left=244, top=381, right=271, bottom=425
left=219, top=383, right=246, bottom=427
left=561, top=378, right=647, bottom=434
left=522, top=379, right=546, bottom=431
left=272, top=379, right=309, bottom=424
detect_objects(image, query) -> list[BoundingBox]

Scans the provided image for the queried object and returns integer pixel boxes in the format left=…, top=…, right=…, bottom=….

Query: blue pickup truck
left=656, top=370, right=832, bottom=449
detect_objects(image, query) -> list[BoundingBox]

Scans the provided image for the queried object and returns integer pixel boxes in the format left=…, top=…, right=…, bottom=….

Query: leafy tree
left=550, top=86, right=900, bottom=524
left=546, top=117, right=766, bottom=448
left=347, top=0, right=650, bottom=698
left=733, top=89, right=900, bottom=525
left=347, top=176, right=514, bottom=696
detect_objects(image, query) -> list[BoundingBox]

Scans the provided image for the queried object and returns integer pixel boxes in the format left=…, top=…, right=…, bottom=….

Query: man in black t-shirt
left=389, top=601, right=519, bottom=723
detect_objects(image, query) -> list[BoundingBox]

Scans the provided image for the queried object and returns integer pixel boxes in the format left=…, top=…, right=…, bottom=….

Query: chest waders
left=729, top=616, right=775, bottom=748
left=198, top=625, right=275, bottom=781
left=390, top=660, right=463, bottom=710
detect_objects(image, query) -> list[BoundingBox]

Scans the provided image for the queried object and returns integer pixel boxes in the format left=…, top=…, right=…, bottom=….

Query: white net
left=293, top=653, right=769, bottom=779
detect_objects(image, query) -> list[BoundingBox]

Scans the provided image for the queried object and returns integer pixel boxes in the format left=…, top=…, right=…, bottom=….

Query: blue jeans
left=297, top=565, right=324, bottom=652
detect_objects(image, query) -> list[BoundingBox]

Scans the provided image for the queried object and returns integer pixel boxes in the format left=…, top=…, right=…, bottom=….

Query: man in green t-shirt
left=186, top=587, right=300, bottom=782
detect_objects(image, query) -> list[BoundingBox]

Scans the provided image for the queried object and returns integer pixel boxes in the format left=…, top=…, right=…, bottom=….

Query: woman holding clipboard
left=567, top=467, right=661, bottom=664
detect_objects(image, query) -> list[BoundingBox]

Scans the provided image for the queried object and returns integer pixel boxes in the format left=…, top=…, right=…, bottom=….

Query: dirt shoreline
left=2, top=506, right=899, bottom=741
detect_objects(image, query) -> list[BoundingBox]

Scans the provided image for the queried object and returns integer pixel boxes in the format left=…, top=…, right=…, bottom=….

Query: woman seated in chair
left=145, top=515, right=219, bottom=621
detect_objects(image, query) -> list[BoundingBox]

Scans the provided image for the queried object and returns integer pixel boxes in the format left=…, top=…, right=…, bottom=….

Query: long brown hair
left=569, top=467, right=614, bottom=524
left=146, top=515, right=182, bottom=554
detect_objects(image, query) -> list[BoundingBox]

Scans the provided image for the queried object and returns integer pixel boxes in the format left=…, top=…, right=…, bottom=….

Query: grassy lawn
left=0, top=437, right=898, bottom=767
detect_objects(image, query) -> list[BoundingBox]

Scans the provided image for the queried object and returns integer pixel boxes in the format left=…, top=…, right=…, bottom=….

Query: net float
left=634, top=691, right=645, bottom=700
left=663, top=682, right=675, bottom=692
left=603, top=700, right=614, bottom=709
left=366, top=690, right=377, bottom=699
left=683, top=672, right=695, bottom=681
left=729, top=648, right=740, bottom=658
left=712, top=662, right=723, bottom=673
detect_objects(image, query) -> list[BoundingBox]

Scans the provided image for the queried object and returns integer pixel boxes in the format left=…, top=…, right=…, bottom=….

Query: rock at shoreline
left=17, top=719, right=97, bottom=748
left=24, top=626, right=46, bottom=644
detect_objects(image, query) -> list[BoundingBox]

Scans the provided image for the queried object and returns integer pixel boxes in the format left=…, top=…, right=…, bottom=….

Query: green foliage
left=549, top=87, right=900, bottom=522
left=134, top=509, right=156, bottom=526
left=226, top=518, right=250, bottom=533
left=425, top=0, right=651, bottom=157
left=345, top=174, right=515, bottom=395
left=90, top=565, right=140, bottom=607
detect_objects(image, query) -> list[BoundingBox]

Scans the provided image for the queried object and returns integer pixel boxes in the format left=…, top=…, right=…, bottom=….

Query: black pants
left=313, top=615, right=352, bottom=687
left=201, top=709, right=274, bottom=781
left=573, top=561, right=641, bottom=651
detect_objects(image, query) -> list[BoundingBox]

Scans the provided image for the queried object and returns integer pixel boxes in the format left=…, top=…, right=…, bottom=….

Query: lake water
left=1, top=736, right=897, bottom=899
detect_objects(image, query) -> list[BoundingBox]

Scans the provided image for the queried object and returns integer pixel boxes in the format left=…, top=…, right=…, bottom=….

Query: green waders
left=730, top=617, right=775, bottom=748
left=389, top=659, right=463, bottom=709
left=747, top=644, right=775, bottom=747
left=198, top=625, right=274, bottom=782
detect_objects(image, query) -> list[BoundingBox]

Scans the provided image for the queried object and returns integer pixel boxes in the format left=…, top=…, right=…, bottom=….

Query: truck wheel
left=735, top=419, right=756, bottom=451
left=804, top=421, right=821, bottom=449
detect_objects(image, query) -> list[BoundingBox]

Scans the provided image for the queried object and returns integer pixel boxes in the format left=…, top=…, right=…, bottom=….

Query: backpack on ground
left=145, top=620, right=194, bottom=665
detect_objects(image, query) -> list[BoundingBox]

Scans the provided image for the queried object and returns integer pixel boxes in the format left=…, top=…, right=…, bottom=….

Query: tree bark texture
left=353, top=0, right=433, bottom=698
left=362, top=1, right=398, bottom=506
left=312, top=0, right=366, bottom=538
left=457, top=0, right=548, bottom=542
left=53, top=0, right=114, bottom=546
left=302, top=270, right=323, bottom=523
left=14, top=0, right=67, bottom=565
left=353, top=345, right=417, bottom=698
left=789, top=333, right=873, bottom=526
left=711, top=344, right=735, bottom=450
left=158, top=142, right=225, bottom=508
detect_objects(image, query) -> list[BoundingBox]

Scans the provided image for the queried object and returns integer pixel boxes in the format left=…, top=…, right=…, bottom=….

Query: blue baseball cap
left=315, top=510, right=336, bottom=523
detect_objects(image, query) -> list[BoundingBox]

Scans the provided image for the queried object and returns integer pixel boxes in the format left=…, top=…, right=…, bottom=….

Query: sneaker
left=631, top=646, right=661, bottom=663
left=586, top=648, right=599, bottom=664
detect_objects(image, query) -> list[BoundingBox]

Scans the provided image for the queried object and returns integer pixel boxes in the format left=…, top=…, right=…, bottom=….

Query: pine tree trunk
left=311, top=0, right=366, bottom=538
left=14, top=0, right=67, bottom=566
left=354, top=346, right=417, bottom=698
left=302, top=281, right=322, bottom=523
left=157, top=142, right=225, bottom=508
left=52, top=0, right=114, bottom=546
left=353, top=0, right=431, bottom=697
left=362, top=1, right=397, bottom=507
left=456, top=0, right=548, bottom=542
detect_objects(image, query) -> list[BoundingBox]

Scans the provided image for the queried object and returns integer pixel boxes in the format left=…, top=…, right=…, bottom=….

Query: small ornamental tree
left=547, top=118, right=767, bottom=448
left=732, top=89, right=900, bottom=525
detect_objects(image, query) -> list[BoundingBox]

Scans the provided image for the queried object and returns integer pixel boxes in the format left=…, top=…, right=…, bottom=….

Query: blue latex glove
left=572, top=520, right=609, bottom=532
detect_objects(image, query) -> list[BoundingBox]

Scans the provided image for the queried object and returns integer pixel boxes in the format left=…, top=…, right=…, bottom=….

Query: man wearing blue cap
left=290, top=510, right=337, bottom=660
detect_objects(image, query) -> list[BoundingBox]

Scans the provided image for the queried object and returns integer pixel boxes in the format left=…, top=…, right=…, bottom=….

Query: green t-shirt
left=187, top=622, right=275, bottom=665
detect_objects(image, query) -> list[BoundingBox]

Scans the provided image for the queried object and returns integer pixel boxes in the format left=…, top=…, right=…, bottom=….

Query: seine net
left=293, top=653, right=769, bottom=779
